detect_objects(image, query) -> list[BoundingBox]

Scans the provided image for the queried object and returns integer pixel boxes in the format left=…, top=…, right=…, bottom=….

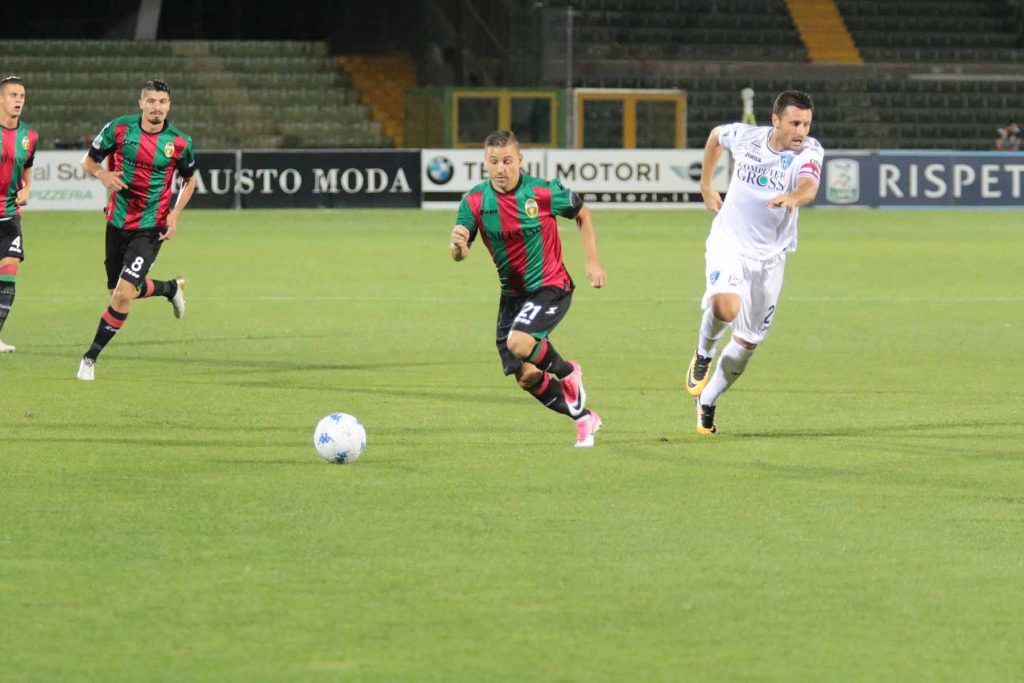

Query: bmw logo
left=427, top=156, right=454, bottom=185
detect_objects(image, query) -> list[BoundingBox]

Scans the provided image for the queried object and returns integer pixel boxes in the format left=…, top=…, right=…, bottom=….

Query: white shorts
left=701, top=247, right=787, bottom=345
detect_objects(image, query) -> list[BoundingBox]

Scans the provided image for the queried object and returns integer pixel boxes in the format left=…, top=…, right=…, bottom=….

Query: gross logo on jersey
left=163, top=142, right=175, bottom=157
left=525, top=197, right=539, bottom=218
left=427, top=156, right=454, bottom=185
left=735, top=163, right=787, bottom=191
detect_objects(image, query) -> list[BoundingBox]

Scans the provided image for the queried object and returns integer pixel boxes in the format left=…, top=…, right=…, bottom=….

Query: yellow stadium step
left=785, top=0, right=863, bottom=64
left=338, top=55, right=417, bottom=147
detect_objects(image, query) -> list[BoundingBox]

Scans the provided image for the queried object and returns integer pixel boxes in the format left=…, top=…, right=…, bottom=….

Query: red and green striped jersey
left=88, top=114, right=196, bottom=230
left=0, top=120, right=39, bottom=218
left=457, top=173, right=581, bottom=296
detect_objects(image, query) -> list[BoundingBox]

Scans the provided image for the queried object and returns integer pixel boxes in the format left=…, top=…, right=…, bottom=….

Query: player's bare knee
left=710, top=296, right=740, bottom=323
left=111, top=282, right=138, bottom=309
left=506, top=331, right=536, bottom=360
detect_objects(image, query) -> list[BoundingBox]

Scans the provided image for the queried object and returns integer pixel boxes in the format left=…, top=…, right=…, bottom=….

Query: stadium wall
left=24, top=150, right=1024, bottom=212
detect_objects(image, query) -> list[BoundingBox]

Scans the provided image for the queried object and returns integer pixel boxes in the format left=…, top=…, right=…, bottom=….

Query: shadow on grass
left=730, top=419, right=1020, bottom=439
left=8, top=435, right=296, bottom=448
left=219, top=459, right=323, bottom=466
left=17, top=332, right=340, bottom=352
left=20, top=350, right=454, bottom=375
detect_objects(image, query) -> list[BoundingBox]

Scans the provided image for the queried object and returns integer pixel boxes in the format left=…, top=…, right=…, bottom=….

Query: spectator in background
left=995, top=122, right=1020, bottom=150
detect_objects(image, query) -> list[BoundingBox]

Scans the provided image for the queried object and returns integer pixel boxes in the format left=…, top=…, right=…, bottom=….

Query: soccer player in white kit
left=685, top=91, right=824, bottom=434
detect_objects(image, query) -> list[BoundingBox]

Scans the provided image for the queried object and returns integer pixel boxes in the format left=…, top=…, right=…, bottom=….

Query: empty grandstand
left=4, top=1, right=1024, bottom=151
left=0, top=40, right=389, bottom=150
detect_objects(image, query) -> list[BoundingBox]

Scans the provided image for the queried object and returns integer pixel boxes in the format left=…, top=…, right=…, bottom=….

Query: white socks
left=698, top=307, right=730, bottom=358
left=700, top=339, right=754, bottom=406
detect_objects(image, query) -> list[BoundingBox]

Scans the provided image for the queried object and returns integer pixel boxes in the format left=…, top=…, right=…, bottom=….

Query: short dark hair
left=773, top=90, right=813, bottom=118
left=141, top=79, right=171, bottom=98
left=484, top=130, right=519, bottom=149
left=0, top=75, right=24, bottom=92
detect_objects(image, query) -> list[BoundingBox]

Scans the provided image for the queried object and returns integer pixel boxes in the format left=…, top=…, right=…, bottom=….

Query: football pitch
left=2, top=208, right=1022, bottom=680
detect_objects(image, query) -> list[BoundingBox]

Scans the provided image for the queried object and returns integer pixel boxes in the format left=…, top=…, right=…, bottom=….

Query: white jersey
left=710, top=123, right=824, bottom=260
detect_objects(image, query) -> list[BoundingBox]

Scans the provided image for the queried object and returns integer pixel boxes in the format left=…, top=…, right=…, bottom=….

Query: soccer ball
left=313, top=413, right=366, bottom=463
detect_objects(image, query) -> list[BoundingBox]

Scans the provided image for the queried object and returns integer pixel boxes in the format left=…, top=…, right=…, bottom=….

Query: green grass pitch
left=1, top=208, right=1022, bottom=680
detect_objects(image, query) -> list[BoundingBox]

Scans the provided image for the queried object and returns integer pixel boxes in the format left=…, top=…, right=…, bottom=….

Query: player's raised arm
left=700, top=126, right=726, bottom=213
left=767, top=176, right=820, bottom=213
left=574, top=205, right=606, bottom=288
left=450, top=225, right=471, bottom=261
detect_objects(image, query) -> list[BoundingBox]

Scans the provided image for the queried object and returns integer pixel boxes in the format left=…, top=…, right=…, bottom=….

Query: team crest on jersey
left=525, top=197, right=539, bottom=218
left=780, top=151, right=795, bottom=171
left=21, top=136, right=29, bottom=150
left=163, top=142, right=176, bottom=157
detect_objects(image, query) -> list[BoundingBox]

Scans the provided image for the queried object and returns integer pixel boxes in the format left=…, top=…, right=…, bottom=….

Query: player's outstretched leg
left=517, top=364, right=601, bottom=447
left=695, top=339, right=755, bottom=434
left=509, top=332, right=588, bottom=417
left=523, top=338, right=586, bottom=417
left=137, top=276, right=187, bottom=318
left=77, top=306, right=128, bottom=380
left=687, top=308, right=731, bottom=396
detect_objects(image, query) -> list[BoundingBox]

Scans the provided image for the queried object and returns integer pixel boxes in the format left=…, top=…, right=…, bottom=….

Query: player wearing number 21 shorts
left=450, top=130, right=608, bottom=448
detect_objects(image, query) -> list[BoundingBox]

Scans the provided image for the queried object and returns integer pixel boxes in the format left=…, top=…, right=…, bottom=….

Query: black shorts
left=495, top=286, right=573, bottom=375
left=105, top=224, right=163, bottom=289
left=0, top=216, right=25, bottom=261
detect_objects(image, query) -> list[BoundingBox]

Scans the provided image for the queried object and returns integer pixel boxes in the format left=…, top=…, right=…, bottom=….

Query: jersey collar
left=137, top=115, right=170, bottom=135
left=490, top=174, right=524, bottom=195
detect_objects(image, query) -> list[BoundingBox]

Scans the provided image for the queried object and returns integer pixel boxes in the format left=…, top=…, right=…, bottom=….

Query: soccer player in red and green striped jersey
left=76, top=80, right=197, bottom=381
left=450, top=130, right=607, bottom=447
left=0, top=76, right=38, bottom=353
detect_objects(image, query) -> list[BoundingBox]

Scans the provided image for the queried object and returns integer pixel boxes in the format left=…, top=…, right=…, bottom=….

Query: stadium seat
left=12, top=40, right=391, bottom=150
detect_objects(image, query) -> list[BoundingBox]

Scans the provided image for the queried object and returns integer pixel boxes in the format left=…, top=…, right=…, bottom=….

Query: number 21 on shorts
left=514, top=301, right=541, bottom=326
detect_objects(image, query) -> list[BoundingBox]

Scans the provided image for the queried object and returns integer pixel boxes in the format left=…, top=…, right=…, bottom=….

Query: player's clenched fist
left=450, top=225, right=471, bottom=261
left=450, top=225, right=469, bottom=247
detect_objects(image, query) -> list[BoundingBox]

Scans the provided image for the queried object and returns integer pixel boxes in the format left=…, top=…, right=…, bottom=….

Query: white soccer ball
left=313, top=412, right=366, bottom=463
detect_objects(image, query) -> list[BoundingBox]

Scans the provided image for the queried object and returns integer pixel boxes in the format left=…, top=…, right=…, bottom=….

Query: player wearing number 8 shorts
left=686, top=91, right=825, bottom=434
left=450, top=130, right=608, bottom=447
left=75, top=80, right=197, bottom=381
